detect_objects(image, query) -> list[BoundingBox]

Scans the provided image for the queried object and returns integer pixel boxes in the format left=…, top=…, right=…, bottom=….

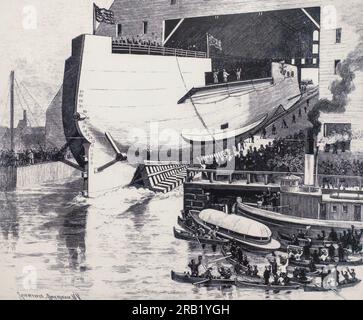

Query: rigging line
left=14, top=85, right=34, bottom=127
left=16, top=77, right=43, bottom=109
left=14, top=79, right=38, bottom=127
left=17, top=79, right=65, bottom=135
left=175, top=56, right=212, bottom=137
left=175, top=56, right=229, bottom=153
left=15, top=79, right=58, bottom=148
left=16, top=87, right=59, bottom=150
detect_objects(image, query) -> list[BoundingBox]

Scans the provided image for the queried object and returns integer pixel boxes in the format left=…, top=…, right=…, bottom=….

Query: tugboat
left=237, top=129, right=363, bottom=236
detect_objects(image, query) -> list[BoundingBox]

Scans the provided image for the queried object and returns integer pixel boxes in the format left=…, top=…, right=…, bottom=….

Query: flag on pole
left=207, top=33, right=222, bottom=51
left=94, top=4, right=115, bottom=25
left=322, top=266, right=338, bottom=290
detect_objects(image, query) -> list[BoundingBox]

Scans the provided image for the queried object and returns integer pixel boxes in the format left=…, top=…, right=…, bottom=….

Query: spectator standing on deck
left=261, top=128, right=267, bottom=139
left=281, top=119, right=288, bottom=129
left=213, top=71, right=219, bottom=84
left=236, top=68, right=242, bottom=81
left=271, top=124, right=277, bottom=135
left=223, top=69, right=230, bottom=83
left=292, top=114, right=296, bottom=124
left=27, top=149, right=34, bottom=165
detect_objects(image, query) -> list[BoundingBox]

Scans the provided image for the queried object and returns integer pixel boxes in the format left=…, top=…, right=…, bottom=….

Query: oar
left=195, top=235, right=208, bottom=271
left=193, top=279, right=211, bottom=286
left=208, top=255, right=232, bottom=264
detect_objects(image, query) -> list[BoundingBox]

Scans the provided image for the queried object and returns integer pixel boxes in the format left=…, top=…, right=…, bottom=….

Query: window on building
left=143, top=21, right=148, bottom=34
left=301, top=58, right=305, bottom=65
left=116, top=23, right=122, bottom=37
left=170, top=0, right=177, bottom=4
left=313, top=58, right=317, bottom=65
left=291, top=58, right=295, bottom=65
left=342, top=205, right=348, bottom=214
left=221, top=123, right=229, bottom=130
left=336, top=28, right=342, bottom=43
left=332, top=205, right=337, bottom=213
left=313, top=44, right=319, bottom=54
left=354, top=206, right=361, bottom=221
left=335, top=59, right=341, bottom=75
left=313, top=30, right=319, bottom=42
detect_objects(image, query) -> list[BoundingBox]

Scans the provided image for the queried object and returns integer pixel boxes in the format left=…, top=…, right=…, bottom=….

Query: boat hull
left=170, top=271, right=234, bottom=286
left=173, top=227, right=229, bottom=246
left=62, top=34, right=301, bottom=196
left=304, top=279, right=361, bottom=292
left=235, top=280, right=300, bottom=291
left=238, top=203, right=363, bottom=236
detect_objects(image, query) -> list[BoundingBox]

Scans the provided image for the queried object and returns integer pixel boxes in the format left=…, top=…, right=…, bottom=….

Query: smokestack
left=23, top=110, right=27, bottom=126
left=304, top=128, right=316, bottom=186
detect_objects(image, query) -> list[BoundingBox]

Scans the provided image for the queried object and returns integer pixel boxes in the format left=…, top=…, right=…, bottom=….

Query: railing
left=186, top=168, right=363, bottom=192
left=186, top=168, right=303, bottom=185
left=317, top=174, right=363, bottom=192
left=112, top=41, right=207, bottom=58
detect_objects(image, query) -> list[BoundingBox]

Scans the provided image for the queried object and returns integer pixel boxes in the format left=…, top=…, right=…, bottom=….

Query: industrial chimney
left=23, top=110, right=28, bottom=126
left=304, top=128, right=316, bottom=186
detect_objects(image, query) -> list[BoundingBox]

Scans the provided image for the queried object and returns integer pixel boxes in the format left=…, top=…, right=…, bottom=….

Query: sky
left=0, top=0, right=113, bottom=127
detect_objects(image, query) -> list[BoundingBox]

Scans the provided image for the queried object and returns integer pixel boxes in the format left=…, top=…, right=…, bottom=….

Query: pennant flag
left=94, top=4, right=115, bottom=25
left=208, top=34, right=222, bottom=51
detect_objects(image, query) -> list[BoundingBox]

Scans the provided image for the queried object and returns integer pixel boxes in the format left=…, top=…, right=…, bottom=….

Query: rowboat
left=173, top=227, right=229, bottom=246
left=304, top=279, right=361, bottom=292
left=278, top=232, right=337, bottom=249
left=235, top=279, right=301, bottom=291
left=287, top=267, right=321, bottom=278
left=289, top=257, right=363, bottom=268
left=177, top=216, right=196, bottom=233
left=190, top=209, right=280, bottom=254
left=220, top=246, right=249, bottom=272
left=170, top=271, right=235, bottom=286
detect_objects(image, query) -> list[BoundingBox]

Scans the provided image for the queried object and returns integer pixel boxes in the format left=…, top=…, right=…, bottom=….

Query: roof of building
left=199, top=209, right=272, bottom=238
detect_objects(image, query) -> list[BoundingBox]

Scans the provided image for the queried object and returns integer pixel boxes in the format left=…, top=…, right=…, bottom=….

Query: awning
left=199, top=209, right=272, bottom=239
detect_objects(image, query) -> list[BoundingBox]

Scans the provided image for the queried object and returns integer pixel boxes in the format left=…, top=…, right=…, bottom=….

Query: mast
left=10, top=71, right=15, bottom=152
left=93, top=3, right=96, bottom=35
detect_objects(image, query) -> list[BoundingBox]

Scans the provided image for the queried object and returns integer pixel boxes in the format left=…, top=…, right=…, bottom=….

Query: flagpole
left=206, top=33, right=210, bottom=58
left=93, top=3, right=97, bottom=35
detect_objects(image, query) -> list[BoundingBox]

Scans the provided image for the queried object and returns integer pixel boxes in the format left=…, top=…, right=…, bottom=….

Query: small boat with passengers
left=171, top=270, right=235, bottom=286
left=235, top=279, right=301, bottom=291
left=173, top=227, right=229, bottom=246
left=189, top=209, right=280, bottom=254
left=278, top=232, right=338, bottom=250
left=304, top=279, right=361, bottom=292
left=289, top=257, right=363, bottom=268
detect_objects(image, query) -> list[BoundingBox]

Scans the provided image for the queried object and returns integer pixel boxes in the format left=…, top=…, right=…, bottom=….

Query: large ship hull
left=62, top=35, right=302, bottom=196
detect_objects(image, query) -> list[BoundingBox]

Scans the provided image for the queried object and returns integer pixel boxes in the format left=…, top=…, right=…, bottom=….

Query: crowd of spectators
left=234, top=131, right=306, bottom=173
left=113, top=35, right=163, bottom=47
left=205, top=128, right=363, bottom=182
left=319, top=159, right=363, bottom=177
left=0, top=147, right=67, bottom=167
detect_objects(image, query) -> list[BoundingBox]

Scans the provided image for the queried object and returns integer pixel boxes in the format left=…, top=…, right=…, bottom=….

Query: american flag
left=208, top=33, right=222, bottom=51
left=94, top=4, right=115, bottom=25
